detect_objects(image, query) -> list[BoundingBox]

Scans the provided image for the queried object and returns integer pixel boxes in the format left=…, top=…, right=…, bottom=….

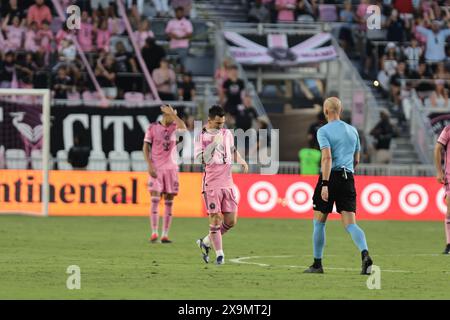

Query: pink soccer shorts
left=203, top=188, right=238, bottom=214
left=148, top=169, right=179, bottom=194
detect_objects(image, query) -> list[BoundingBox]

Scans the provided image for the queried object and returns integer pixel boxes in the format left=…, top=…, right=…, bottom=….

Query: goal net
left=0, top=89, right=51, bottom=216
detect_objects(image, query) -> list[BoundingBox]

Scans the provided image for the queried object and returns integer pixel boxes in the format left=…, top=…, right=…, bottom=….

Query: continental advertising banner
left=0, top=171, right=446, bottom=220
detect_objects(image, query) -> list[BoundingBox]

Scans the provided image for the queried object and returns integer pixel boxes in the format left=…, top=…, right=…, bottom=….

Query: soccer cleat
left=215, top=255, right=225, bottom=265
left=443, top=244, right=450, bottom=255
left=150, top=233, right=158, bottom=243
left=303, top=265, right=324, bottom=274
left=361, top=255, right=373, bottom=275
left=196, top=238, right=210, bottom=263
left=160, top=236, right=172, bottom=243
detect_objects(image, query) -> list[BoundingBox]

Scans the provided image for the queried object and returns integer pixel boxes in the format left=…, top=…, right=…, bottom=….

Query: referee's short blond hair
left=324, top=97, right=342, bottom=114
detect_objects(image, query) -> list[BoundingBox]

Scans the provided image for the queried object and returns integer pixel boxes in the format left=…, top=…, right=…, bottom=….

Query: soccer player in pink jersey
left=434, top=125, right=450, bottom=254
left=143, top=105, right=187, bottom=244
left=194, top=105, right=248, bottom=265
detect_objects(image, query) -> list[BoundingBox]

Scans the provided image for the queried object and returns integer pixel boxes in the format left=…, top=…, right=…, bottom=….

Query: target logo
left=361, top=183, right=391, bottom=215
left=247, top=181, right=278, bottom=212
left=436, top=188, right=447, bottom=215
left=285, top=182, right=314, bottom=213
left=398, top=184, right=429, bottom=215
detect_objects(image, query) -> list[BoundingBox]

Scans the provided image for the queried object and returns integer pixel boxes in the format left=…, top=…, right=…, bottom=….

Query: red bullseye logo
left=285, top=182, right=314, bottom=213
left=398, top=184, right=428, bottom=215
left=361, top=183, right=391, bottom=214
left=436, top=188, right=447, bottom=215
left=247, top=181, right=278, bottom=212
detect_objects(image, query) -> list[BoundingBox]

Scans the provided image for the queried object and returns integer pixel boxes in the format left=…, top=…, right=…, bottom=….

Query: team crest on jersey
left=209, top=203, right=216, bottom=210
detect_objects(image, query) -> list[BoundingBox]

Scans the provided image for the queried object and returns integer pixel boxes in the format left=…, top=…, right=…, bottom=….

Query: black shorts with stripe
left=312, top=170, right=357, bottom=214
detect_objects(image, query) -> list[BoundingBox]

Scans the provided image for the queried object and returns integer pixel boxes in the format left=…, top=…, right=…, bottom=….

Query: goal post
left=0, top=89, right=51, bottom=217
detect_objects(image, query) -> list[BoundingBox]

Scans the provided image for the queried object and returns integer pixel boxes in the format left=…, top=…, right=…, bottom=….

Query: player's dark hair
left=208, top=105, right=225, bottom=119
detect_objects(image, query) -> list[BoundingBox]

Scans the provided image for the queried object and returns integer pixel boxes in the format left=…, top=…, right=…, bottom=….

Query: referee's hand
left=321, top=186, right=329, bottom=202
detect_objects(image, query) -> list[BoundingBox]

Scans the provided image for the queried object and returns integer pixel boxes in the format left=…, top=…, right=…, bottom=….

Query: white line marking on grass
left=229, top=256, right=412, bottom=273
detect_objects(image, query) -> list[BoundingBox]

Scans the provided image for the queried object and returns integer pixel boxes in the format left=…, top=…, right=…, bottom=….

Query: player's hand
left=241, top=162, right=249, bottom=174
left=160, top=104, right=176, bottom=116
left=321, top=186, right=329, bottom=202
left=437, top=171, right=445, bottom=184
left=213, top=133, right=223, bottom=145
left=149, top=167, right=157, bottom=179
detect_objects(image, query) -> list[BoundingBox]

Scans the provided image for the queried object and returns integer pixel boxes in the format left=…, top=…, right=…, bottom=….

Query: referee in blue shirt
left=304, top=97, right=373, bottom=275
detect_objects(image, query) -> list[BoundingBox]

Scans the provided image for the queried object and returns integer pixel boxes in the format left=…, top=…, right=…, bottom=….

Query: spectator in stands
left=52, top=67, right=74, bottom=99
left=55, top=23, right=71, bottom=51
left=416, top=19, right=450, bottom=63
left=78, top=10, right=94, bottom=52
left=377, top=42, right=400, bottom=92
left=1, top=0, right=26, bottom=25
left=410, top=60, right=435, bottom=96
left=386, top=8, right=408, bottom=42
left=171, top=0, right=193, bottom=18
left=107, top=2, right=125, bottom=35
left=114, top=41, right=138, bottom=96
left=24, top=21, right=39, bottom=53
left=177, top=71, right=196, bottom=102
left=95, top=54, right=118, bottom=99
left=221, top=64, right=245, bottom=116
left=390, top=60, right=409, bottom=112
left=434, top=62, right=450, bottom=80
left=134, top=19, right=154, bottom=49
left=296, top=0, right=317, bottom=22
left=307, top=112, right=326, bottom=150
left=2, top=14, right=24, bottom=51
left=68, top=135, right=91, bottom=170
left=165, top=6, right=193, bottom=66
left=215, top=58, right=231, bottom=98
left=95, top=18, right=111, bottom=52
left=404, top=37, right=423, bottom=72
left=153, top=0, right=170, bottom=18
left=91, top=0, right=110, bottom=14
left=16, top=52, right=37, bottom=88
left=38, top=20, right=53, bottom=61
left=27, top=0, right=52, bottom=29
left=142, top=37, right=166, bottom=74
left=429, top=80, right=449, bottom=108
left=153, top=58, right=176, bottom=100
left=248, top=0, right=271, bottom=23
left=370, top=109, right=396, bottom=164
left=338, top=0, right=356, bottom=53
left=0, top=51, right=18, bottom=88
left=275, top=0, right=297, bottom=22
left=235, top=94, right=258, bottom=131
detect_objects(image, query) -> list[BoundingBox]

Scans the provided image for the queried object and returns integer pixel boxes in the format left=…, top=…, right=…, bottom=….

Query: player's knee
left=209, top=213, right=222, bottom=225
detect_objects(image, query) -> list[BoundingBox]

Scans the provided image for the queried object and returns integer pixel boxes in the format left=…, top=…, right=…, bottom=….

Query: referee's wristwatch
left=321, top=180, right=329, bottom=187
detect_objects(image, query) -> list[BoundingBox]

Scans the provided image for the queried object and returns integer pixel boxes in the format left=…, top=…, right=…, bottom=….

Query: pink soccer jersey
left=438, top=125, right=450, bottom=175
left=165, top=18, right=193, bottom=49
left=144, top=122, right=179, bottom=171
left=78, top=22, right=93, bottom=52
left=6, top=26, right=24, bottom=50
left=194, top=128, right=235, bottom=191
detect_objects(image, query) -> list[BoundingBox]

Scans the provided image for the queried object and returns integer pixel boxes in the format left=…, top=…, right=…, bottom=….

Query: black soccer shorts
left=312, top=170, right=357, bottom=214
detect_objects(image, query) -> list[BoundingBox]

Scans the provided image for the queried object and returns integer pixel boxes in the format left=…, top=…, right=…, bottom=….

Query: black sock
left=361, top=250, right=369, bottom=260
left=313, top=258, right=322, bottom=268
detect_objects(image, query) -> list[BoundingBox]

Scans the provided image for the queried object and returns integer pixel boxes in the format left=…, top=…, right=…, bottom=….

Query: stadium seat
left=87, top=151, right=107, bottom=171
left=56, top=150, right=72, bottom=170
left=130, top=151, right=147, bottom=171
left=5, top=149, right=27, bottom=169
left=108, top=151, right=130, bottom=171
left=185, top=56, right=214, bottom=77
left=30, top=149, right=42, bottom=170
left=319, top=4, right=337, bottom=22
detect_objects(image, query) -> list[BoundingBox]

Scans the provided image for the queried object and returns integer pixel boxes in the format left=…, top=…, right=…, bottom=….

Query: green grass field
left=0, top=216, right=449, bottom=299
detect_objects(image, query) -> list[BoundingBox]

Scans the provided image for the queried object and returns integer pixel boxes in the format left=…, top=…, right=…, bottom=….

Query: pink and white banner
left=224, top=31, right=338, bottom=66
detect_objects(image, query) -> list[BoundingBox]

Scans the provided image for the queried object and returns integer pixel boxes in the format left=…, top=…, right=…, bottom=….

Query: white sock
left=162, top=231, right=168, bottom=238
left=216, top=250, right=224, bottom=257
left=202, top=234, right=211, bottom=247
